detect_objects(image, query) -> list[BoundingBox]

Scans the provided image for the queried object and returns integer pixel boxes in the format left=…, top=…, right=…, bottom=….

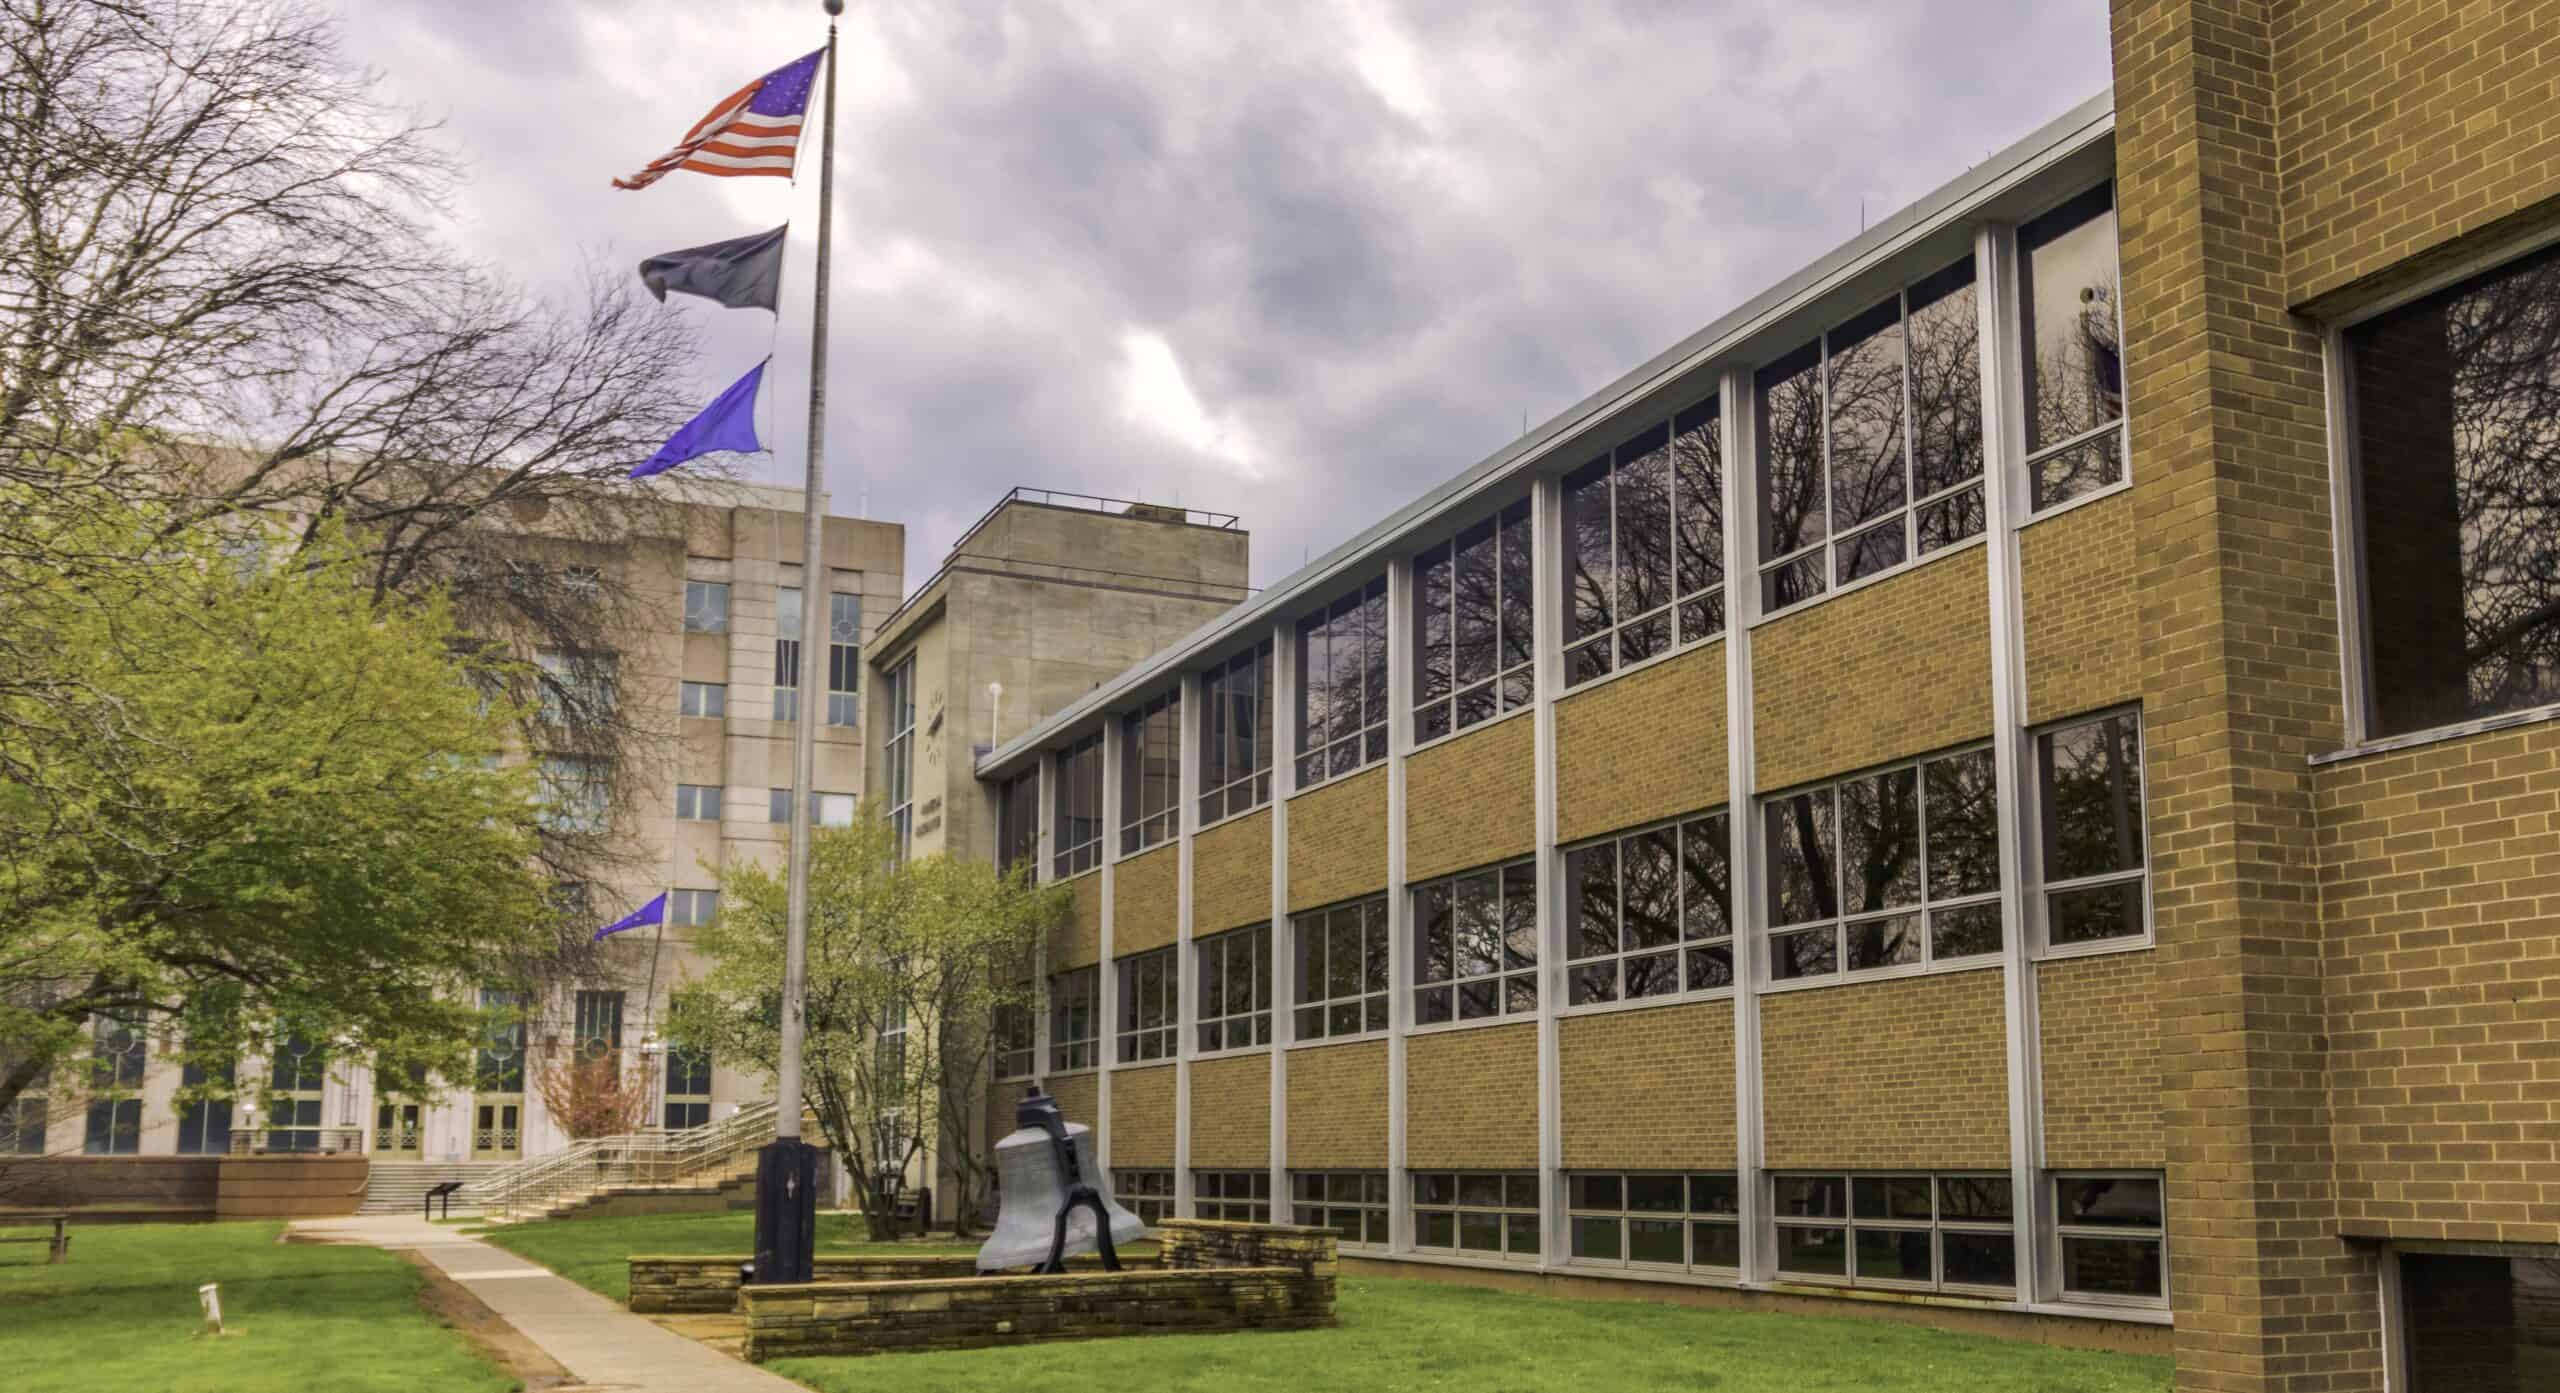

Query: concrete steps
left=526, top=1154, right=763, bottom=1222
left=361, top=1161, right=504, bottom=1215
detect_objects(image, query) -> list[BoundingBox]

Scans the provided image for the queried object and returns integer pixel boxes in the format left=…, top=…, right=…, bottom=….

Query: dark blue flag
left=633, top=360, right=766, bottom=479
left=594, top=893, right=667, bottom=943
left=640, top=225, right=787, bottom=312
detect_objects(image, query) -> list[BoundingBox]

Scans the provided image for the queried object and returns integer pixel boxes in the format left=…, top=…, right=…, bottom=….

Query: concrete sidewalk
left=294, top=1214, right=804, bottom=1392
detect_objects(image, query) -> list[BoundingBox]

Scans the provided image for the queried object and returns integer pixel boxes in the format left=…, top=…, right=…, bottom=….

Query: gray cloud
left=334, top=0, right=2112, bottom=591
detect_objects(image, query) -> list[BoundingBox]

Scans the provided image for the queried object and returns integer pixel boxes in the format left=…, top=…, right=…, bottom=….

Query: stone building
left=954, top=6, right=2560, bottom=1388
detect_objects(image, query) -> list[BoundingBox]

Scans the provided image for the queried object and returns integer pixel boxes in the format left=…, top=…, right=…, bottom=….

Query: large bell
left=976, top=1084, right=1146, bottom=1273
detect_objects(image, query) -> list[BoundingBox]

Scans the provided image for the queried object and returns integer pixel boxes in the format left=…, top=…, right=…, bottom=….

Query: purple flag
left=594, top=892, right=667, bottom=942
left=634, top=361, right=766, bottom=479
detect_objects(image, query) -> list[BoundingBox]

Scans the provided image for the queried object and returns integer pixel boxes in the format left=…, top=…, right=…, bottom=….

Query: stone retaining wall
left=630, top=1251, right=1129, bottom=1314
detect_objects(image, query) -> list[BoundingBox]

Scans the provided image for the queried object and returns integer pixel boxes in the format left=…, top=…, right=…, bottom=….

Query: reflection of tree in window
left=2021, top=184, right=2126, bottom=511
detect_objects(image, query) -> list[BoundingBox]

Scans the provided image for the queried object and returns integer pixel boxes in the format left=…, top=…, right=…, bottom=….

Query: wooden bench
left=0, top=1212, right=69, bottom=1264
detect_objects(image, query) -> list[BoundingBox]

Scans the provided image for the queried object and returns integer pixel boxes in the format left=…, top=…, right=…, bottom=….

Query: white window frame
left=1114, top=1167, right=1174, bottom=1225
left=1560, top=810, right=1735, bottom=1012
left=1564, top=1171, right=1743, bottom=1277
left=1289, top=895, right=1390, bottom=1043
left=1408, top=858, right=1539, bottom=1029
left=1292, top=576, right=1389, bottom=789
left=2015, top=182, right=2131, bottom=519
left=1052, top=731, right=1103, bottom=878
left=678, top=680, right=726, bottom=719
left=1193, top=922, right=1272, bottom=1056
left=1769, top=1171, right=2019, bottom=1298
left=825, top=591, right=861, bottom=727
left=1410, top=1171, right=1541, bottom=1263
left=673, top=783, right=722, bottom=822
left=1048, top=965, right=1098, bottom=1073
left=1198, top=644, right=1274, bottom=827
left=1560, top=398, right=1728, bottom=690
left=2029, top=706, right=2153, bottom=960
left=1118, top=688, right=1180, bottom=856
left=669, top=888, right=718, bottom=927
left=2045, top=1171, right=2169, bottom=1310
left=1113, top=945, right=1178, bottom=1064
left=1289, top=1170, right=1390, bottom=1251
left=1411, top=498, right=1535, bottom=743
left=883, top=655, right=916, bottom=854
left=683, top=579, right=730, bottom=633
left=1191, top=1169, right=1271, bottom=1222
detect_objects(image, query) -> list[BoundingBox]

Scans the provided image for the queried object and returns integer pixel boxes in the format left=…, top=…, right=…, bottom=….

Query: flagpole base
left=748, top=1138, right=820, bottom=1285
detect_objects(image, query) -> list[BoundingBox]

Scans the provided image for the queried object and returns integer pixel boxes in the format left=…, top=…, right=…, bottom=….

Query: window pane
left=2021, top=184, right=2124, bottom=453
left=1827, top=297, right=1908, bottom=532
left=1567, top=844, right=1618, bottom=960
left=1761, top=552, right=1826, bottom=612
left=1692, top=1221, right=1742, bottom=1268
left=1835, top=519, right=1907, bottom=585
left=1621, top=828, right=1679, bottom=952
left=1573, top=1215, right=1623, bottom=1261
left=1855, top=1227, right=1933, bottom=1283
left=1626, top=1174, right=1684, bottom=1212
left=2400, top=1253, right=2560, bottom=1391
left=2056, top=1176, right=2162, bottom=1228
left=1776, top=1226, right=1848, bottom=1277
left=1764, top=791, right=1837, bottom=927
left=2042, top=714, right=2144, bottom=880
left=1415, top=545, right=1452, bottom=711
left=1772, top=927, right=1837, bottom=979
left=1690, top=1174, right=1740, bottom=1214
left=1846, top=915, right=1922, bottom=970
left=1774, top=1175, right=1846, bottom=1218
left=1916, top=485, right=1987, bottom=552
left=1673, top=402, right=1724, bottom=612
left=1499, top=503, right=1534, bottom=684
left=1925, top=749, right=2000, bottom=899
left=1615, top=425, right=1674, bottom=622
left=1502, top=864, right=1537, bottom=970
left=1930, top=903, right=2003, bottom=959
left=1942, top=1232, right=2017, bottom=1290
left=2060, top=1236, right=2163, bottom=1298
left=2350, top=244, right=2560, bottom=737
left=1680, top=815, right=1732, bottom=940
left=1908, top=259, right=1984, bottom=502
left=1938, top=1176, right=2013, bottom=1221
left=1564, top=458, right=1614, bottom=645
left=1840, top=767, right=1920, bottom=913
left=1570, top=1174, right=1622, bottom=1210
left=1628, top=1218, right=1684, bottom=1264
left=2050, top=881, right=2142, bottom=945
left=1758, top=344, right=1828, bottom=559
left=1453, top=522, right=1498, bottom=689
left=1854, top=1176, right=1934, bottom=1220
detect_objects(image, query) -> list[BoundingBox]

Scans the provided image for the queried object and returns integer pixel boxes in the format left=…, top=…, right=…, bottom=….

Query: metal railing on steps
left=468, top=1100, right=785, bottom=1221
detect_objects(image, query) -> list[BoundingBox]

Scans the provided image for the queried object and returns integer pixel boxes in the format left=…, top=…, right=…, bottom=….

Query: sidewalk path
left=293, top=1214, right=804, bottom=1393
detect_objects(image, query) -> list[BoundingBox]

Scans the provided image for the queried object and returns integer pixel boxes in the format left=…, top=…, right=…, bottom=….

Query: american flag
left=613, top=48, right=824, bottom=190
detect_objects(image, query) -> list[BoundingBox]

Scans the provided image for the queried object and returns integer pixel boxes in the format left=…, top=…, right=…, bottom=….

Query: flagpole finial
left=823, top=0, right=843, bottom=14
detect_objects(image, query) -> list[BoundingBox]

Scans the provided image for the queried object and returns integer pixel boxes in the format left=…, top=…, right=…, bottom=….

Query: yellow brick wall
left=1284, top=1040, right=1387, bottom=1168
left=1760, top=969, right=2008, bottom=1169
left=1286, top=766, right=1387, bottom=912
left=1188, top=1054, right=1273, bottom=1168
left=1406, top=1023, right=1538, bottom=1170
left=1555, top=642, right=1729, bottom=844
left=1108, top=1064, right=1176, bottom=1166
left=2038, top=953, right=2164, bottom=1169
left=1192, top=807, right=1272, bottom=935
left=2276, top=0, right=2560, bottom=310
left=1752, top=550, right=1992, bottom=792
left=2019, top=489, right=2141, bottom=726
left=1052, top=872, right=1102, bottom=970
left=1112, top=844, right=1179, bottom=955
left=2316, top=721, right=2560, bottom=1245
left=1559, top=1001, right=1736, bottom=1170
left=1048, top=1072, right=1099, bottom=1137
left=1405, top=714, right=1536, bottom=883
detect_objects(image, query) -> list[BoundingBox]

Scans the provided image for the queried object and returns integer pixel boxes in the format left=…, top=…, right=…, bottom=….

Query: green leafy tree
left=0, top=501, right=554, bottom=1120
left=669, top=817, right=1061, bottom=1239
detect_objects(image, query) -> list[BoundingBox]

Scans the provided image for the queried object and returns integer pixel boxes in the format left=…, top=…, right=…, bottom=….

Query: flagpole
left=758, top=0, right=841, bottom=1287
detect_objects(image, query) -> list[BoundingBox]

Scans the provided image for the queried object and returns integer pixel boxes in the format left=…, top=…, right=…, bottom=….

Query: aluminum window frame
left=2031, top=706, right=2152, bottom=958
left=992, top=1001, right=1035, bottom=1082
left=1565, top=1171, right=1743, bottom=1276
left=1192, top=1168, right=1272, bottom=1222
left=1411, top=498, right=1535, bottom=742
left=1562, top=810, right=1735, bottom=1010
left=1411, top=1171, right=1542, bottom=1263
left=1047, top=965, right=1099, bottom=1073
left=883, top=655, right=916, bottom=855
left=1119, top=688, right=1181, bottom=855
left=1769, top=1171, right=2018, bottom=1297
left=1408, top=858, right=1540, bottom=1028
left=669, top=888, right=718, bottom=927
left=1290, top=1170, right=1390, bottom=1251
left=1753, top=255, right=1991, bottom=619
left=673, top=783, right=722, bottom=822
left=825, top=592, right=861, bottom=728
left=1198, top=644, right=1274, bottom=826
left=2015, top=182, right=2131, bottom=518
left=1757, top=742, right=2006, bottom=988
left=2046, top=1171, right=2169, bottom=1309
left=1293, top=576, right=1389, bottom=789
left=1052, top=732, right=1103, bottom=878
left=678, top=680, right=727, bottom=719
left=773, top=587, right=804, bottom=722
left=682, top=579, right=730, bottom=633
left=1114, top=1168, right=1174, bottom=1225
left=996, top=772, right=1040, bottom=877
left=1561, top=397, right=1729, bottom=689
left=1289, top=895, right=1391, bottom=1043
left=1194, top=922, right=1272, bottom=1055
left=1113, top=945, right=1179, bottom=1064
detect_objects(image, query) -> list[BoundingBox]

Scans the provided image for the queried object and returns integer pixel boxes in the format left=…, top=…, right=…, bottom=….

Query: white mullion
left=1266, top=618, right=1295, bottom=1220
left=1032, top=751, right=1057, bottom=1084
left=1531, top=472, right=1564, bottom=1270
left=1977, top=218, right=2048, bottom=1306
left=1095, top=715, right=1121, bottom=1173
left=1720, top=363, right=1769, bottom=1287
left=1175, top=670, right=1202, bottom=1217
left=1384, top=554, right=1414, bottom=1256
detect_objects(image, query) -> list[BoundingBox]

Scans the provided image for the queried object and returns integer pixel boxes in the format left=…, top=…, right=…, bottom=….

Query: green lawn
left=486, top=1212, right=2168, bottom=1393
left=0, top=1220, right=512, bottom=1393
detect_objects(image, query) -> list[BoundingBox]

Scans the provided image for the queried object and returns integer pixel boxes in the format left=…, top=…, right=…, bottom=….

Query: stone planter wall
left=630, top=1252, right=1132, bottom=1314
left=739, top=1263, right=1333, bottom=1359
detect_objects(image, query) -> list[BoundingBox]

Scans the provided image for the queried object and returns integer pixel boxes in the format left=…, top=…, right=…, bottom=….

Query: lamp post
left=753, top=0, right=845, bottom=1287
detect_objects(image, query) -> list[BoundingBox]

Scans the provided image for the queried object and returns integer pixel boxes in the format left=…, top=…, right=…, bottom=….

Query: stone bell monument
left=976, top=1084, right=1147, bottom=1274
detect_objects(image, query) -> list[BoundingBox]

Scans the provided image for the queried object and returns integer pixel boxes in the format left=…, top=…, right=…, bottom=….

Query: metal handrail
left=468, top=1099, right=781, bottom=1219
left=229, top=1125, right=367, bottom=1155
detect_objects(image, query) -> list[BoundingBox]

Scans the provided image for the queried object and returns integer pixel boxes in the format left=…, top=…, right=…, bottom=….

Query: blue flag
left=594, top=892, right=667, bottom=942
left=633, top=361, right=767, bottom=478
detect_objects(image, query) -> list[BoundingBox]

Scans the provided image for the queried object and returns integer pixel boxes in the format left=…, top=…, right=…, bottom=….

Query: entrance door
left=472, top=1099, right=521, bottom=1160
left=472, top=988, right=525, bottom=1160
left=374, top=1099, right=423, bottom=1158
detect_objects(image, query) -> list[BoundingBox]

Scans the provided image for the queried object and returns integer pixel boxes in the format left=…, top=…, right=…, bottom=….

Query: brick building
left=955, top=6, right=2560, bottom=1388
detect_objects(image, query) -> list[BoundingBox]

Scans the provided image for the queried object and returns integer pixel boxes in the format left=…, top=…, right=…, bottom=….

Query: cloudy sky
left=332, top=0, right=2112, bottom=594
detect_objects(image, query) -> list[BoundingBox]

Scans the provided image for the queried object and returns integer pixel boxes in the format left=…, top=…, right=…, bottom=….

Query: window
left=1763, top=745, right=2002, bottom=982
left=1199, top=644, right=1273, bottom=823
left=1193, top=1170, right=1271, bottom=1222
left=1295, top=577, right=1388, bottom=785
left=664, top=1046, right=712, bottom=1130
left=774, top=586, right=803, bottom=721
left=177, top=1052, right=236, bottom=1156
left=1120, top=689, right=1179, bottom=853
left=684, top=579, right=730, bottom=633
left=2397, top=1251, right=2557, bottom=1390
left=1412, top=1172, right=1540, bottom=1261
left=1565, top=811, right=1733, bottom=1004
left=675, top=783, right=722, bottom=821
left=1757, top=257, right=1985, bottom=611
left=1773, top=1173, right=2016, bottom=1294
left=1049, top=966, right=1098, bottom=1072
left=83, top=1015, right=145, bottom=1155
left=2345, top=243, right=2560, bottom=739
left=1414, top=500, right=1534, bottom=738
left=670, top=889, right=719, bottom=927
left=266, top=1035, right=327, bottom=1152
left=536, top=650, right=618, bottom=728
left=1567, top=1172, right=1740, bottom=1273
left=992, top=1001, right=1034, bottom=1081
left=767, top=788, right=855, bottom=828
left=1195, top=923, right=1271, bottom=1053
left=1291, top=1171, right=1389, bottom=1250
left=827, top=592, right=861, bottom=727
left=1411, top=860, right=1537, bottom=1024
left=1053, top=733, right=1103, bottom=877
left=2050, top=1173, right=2165, bottom=1303
left=1114, top=1168, right=1173, bottom=1225
left=679, top=681, right=727, bottom=719
left=537, top=755, right=610, bottom=834
left=475, top=990, right=526, bottom=1094
left=574, top=990, right=625, bottom=1064
left=1, top=1064, right=46, bottom=1154
left=1114, top=947, right=1178, bottom=1063
left=1565, top=400, right=1727, bottom=688
left=2020, top=184, right=2125, bottom=512
left=997, top=772, right=1040, bottom=876
left=883, top=656, right=916, bottom=853
left=2037, top=711, right=2146, bottom=947
left=1292, top=896, right=1388, bottom=1041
